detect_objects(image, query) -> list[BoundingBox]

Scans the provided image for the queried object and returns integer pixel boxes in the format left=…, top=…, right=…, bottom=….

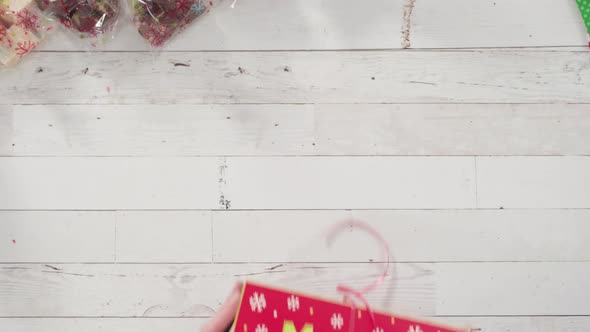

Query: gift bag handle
left=326, top=219, right=391, bottom=330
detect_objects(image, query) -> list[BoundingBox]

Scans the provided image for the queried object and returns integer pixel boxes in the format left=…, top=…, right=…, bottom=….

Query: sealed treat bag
left=1, top=0, right=51, bottom=67
left=132, top=0, right=222, bottom=47
left=35, top=0, right=120, bottom=47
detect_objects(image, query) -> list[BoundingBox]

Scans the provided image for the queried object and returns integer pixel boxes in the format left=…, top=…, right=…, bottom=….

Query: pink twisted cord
left=325, top=219, right=391, bottom=331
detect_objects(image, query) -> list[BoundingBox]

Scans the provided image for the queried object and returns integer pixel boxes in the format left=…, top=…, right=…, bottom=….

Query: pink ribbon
left=325, top=219, right=391, bottom=331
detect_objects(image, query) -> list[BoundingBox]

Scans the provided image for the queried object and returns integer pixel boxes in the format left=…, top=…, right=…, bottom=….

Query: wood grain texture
left=0, top=318, right=208, bottom=332
left=4, top=209, right=589, bottom=263
left=2, top=317, right=590, bottom=332
left=0, top=211, right=115, bottom=262
left=36, top=0, right=588, bottom=51
left=0, top=0, right=587, bottom=330
left=443, top=317, right=590, bottom=332
left=0, top=156, right=475, bottom=210
left=0, top=211, right=212, bottom=263
left=115, top=211, right=212, bottom=263
left=412, top=0, right=587, bottom=48
left=0, top=263, right=435, bottom=317
left=0, top=157, right=219, bottom=210
left=223, top=157, right=475, bottom=209
left=212, top=209, right=590, bottom=263
left=435, top=262, right=590, bottom=316
left=1, top=263, right=588, bottom=317
left=3, top=156, right=589, bottom=210
left=477, top=157, right=590, bottom=208
left=3, top=104, right=590, bottom=157
left=2, top=50, right=589, bottom=105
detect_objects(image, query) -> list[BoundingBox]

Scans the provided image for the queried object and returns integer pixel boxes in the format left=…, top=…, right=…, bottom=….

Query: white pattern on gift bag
left=330, top=313, right=344, bottom=330
left=249, top=292, right=266, bottom=313
left=287, top=295, right=300, bottom=312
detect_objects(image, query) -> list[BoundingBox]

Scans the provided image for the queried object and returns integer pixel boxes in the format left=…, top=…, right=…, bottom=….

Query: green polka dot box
left=578, top=0, right=590, bottom=33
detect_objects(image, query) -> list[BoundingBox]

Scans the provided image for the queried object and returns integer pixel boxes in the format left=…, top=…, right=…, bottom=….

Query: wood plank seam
left=474, top=157, right=479, bottom=208
left=209, top=212, right=215, bottom=263
left=114, top=212, right=118, bottom=263
left=218, top=157, right=230, bottom=210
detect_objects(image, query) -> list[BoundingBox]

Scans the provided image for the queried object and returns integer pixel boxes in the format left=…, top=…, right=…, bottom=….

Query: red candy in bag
left=35, top=0, right=120, bottom=45
left=132, top=0, right=221, bottom=47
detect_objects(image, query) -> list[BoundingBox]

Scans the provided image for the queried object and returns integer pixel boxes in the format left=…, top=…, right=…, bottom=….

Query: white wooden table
left=1, top=0, right=590, bottom=331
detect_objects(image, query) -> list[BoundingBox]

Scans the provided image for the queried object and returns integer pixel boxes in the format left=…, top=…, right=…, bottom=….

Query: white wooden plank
left=39, top=0, right=402, bottom=51
left=0, top=211, right=212, bottom=263
left=115, top=211, right=212, bottom=263
left=443, top=317, right=590, bottom=332
left=0, top=106, right=12, bottom=154
left=0, top=211, right=115, bottom=263
left=412, top=0, right=587, bottom=48
left=0, top=104, right=317, bottom=157
left=0, top=157, right=219, bottom=210
left=477, top=157, right=590, bottom=208
left=0, top=263, right=436, bottom=317
left=0, top=318, right=208, bottom=332
left=0, top=262, right=588, bottom=317
left=3, top=209, right=587, bottom=264
left=4, top=104, right=590, bottom=157
left=2, top=317, right=590, bottom=332
left=212, top=209, right=590, bottom=263
left=0, top=157, right=474, bottom=210
left=223, top=157, right=475, bottom=209
left=2, top=50, right=589, bottom=104
left=436, top=262, right=590, bottom=316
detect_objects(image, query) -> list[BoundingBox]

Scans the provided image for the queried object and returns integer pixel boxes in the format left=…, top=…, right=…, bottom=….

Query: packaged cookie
left=0, top=0, right=51, bottom=67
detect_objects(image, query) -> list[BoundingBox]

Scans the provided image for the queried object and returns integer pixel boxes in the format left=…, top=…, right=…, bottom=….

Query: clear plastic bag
left=1, top=0, right=52, bottom=67
left=131, top=0, right=221, bottom=47
left=35, top=0, right=120, bottom=47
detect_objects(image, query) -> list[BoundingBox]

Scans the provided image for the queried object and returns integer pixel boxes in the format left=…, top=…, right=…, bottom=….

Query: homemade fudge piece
left=133, top=0, right=210, bottom=46
left=0, top=22, right=40, bottom=66
left=0, top=0, right=47, bottom=67
left=0, top=8, right=42, bottom=37
left=0, top=0, right=34, bottom=14
left=34, top=0, right=119, bottom=38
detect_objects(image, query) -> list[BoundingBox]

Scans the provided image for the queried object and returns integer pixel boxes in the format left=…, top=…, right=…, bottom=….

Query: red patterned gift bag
left=233, top=282, right=466, bottom=332
left=231, top=221, right=469, bottom=332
